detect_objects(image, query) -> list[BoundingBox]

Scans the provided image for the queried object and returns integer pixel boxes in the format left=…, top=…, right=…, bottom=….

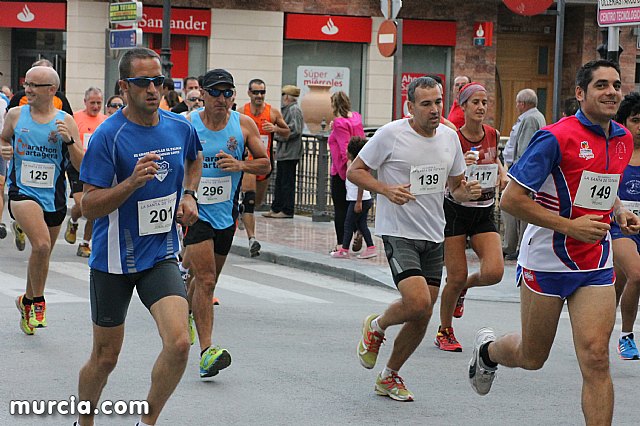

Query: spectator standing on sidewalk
left=447, top=75, right=470, bottom=129
left=65, top=86, right=108, bottom=258
left=435, top=82, right=507, bottom=352
left=502, top=89, right=546, bottom=261
left=264, top=85, right=304, bottom=219
left=350, top=76, right=480, bottom=401
left=328, top=91, right=365, bottom=253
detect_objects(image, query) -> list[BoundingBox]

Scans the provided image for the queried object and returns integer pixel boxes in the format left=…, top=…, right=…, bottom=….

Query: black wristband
left=64, top=137, right=75, bottom=146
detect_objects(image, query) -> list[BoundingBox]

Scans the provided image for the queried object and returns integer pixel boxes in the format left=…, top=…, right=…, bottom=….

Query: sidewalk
left=230, top=214, right=521, bottom=303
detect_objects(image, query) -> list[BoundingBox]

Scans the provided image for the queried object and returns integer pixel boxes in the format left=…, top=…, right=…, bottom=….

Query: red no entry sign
left=503, top=0, right=553, bottom=16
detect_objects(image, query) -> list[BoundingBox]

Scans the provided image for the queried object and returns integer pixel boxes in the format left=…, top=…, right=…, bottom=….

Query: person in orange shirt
left=239, top=78, right=289, bottom=256
left=65, top=87, right=108, bottom=257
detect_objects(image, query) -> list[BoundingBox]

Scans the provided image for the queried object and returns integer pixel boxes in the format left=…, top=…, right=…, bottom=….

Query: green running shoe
left=28, top=301, right=47, bottom=328
left=357, top=314, right=384, bottom=369
left=15, top=295, right=35, bottom=335
left=375, top=371, right=414, bottom=401
left=199, top=346, right=231, bottom=378
left=188, top=313, right=196, bottom=346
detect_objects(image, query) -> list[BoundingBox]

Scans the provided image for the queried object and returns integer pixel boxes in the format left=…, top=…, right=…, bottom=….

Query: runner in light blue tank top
left=191, top=109, right=244, bottom=229
left=7, top=105, right=69, bottom=212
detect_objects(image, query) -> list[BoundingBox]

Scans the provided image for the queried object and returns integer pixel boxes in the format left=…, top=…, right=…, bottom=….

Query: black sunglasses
left=250, top=90, right=266, bottom=95
left=108, top=103, right=124, bottom=109
left=187, top=97, right=204, bottom=102
left=23, top=82, right=54, bottom=89
left=125, top=75, right=165, bottom=88
left=205, top=88, right=234, bottom=98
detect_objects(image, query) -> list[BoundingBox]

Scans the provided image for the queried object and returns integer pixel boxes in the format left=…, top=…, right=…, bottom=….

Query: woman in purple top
left=327, top=91, right=365, bottom=252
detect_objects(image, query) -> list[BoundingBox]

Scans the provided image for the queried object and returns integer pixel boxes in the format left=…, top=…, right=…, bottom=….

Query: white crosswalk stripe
left=0, top=269, right=88, bottom=304
left=219, top=275, right=330, bottom=304
left=233, top=263, right=396, bottom=304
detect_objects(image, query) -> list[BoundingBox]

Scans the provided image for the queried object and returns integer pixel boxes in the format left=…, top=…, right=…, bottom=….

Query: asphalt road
left=0, top=232, right=639, bottom=425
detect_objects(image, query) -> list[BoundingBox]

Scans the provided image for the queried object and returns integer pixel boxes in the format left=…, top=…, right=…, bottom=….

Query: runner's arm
left=0, top=108, right=19, bottom=159
left=60, top=115, right=83, bottom=171
left=81, top=153, right=161, bottom=220
left=176, top=151, right=203, bottom=226
left=500, top=178, right=610, bottom=243
left=448, top=174, right=482, bottom=202
left=217, top=115, right=270, bottom=175
left=348, top=156, right=415, bottom=205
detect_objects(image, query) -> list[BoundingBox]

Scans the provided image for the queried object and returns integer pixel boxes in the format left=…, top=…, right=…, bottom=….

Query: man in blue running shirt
left=75, top=48, right=202, bottom=426
left=182, top=68, right=270, bottom=378
left=1, top=65, right=83, bottom=335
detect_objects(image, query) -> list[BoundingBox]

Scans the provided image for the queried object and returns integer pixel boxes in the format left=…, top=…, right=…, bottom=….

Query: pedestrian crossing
left=0, top=269, right=88, bottom=304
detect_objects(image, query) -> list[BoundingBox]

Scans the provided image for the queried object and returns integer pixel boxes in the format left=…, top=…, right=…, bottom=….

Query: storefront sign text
left=119, top=7, right=211, bottom=36
left=296, top=66, right=350, bottom=97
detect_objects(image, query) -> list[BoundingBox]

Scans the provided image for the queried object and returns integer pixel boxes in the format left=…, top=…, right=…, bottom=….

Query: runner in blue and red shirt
left=467, top=59, right=640, bottom=425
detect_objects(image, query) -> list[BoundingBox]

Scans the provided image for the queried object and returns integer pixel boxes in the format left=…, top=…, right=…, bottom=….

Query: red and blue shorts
left=516, top=265, right=614, bottom=300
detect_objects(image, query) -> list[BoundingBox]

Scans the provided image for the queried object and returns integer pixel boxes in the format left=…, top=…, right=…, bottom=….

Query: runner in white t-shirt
left=348, top=76, right=481, bottom=401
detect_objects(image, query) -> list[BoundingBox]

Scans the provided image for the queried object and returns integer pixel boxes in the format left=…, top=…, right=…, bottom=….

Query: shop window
left=282, top=40, right=364, bottom=113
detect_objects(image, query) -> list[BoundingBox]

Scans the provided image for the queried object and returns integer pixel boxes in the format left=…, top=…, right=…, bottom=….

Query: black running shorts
left=183, top=220, right=236, bottom=256
left=381, top=235, right=444, bottom=287
left=443, top=197, right=498, bottom=238
left=90, top=259, right=186, bottom=327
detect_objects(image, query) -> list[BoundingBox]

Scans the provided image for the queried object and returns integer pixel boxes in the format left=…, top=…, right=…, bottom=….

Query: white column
left=0, top=29, right=11, bottom=89
left=364, top=17, right=394, bottom=127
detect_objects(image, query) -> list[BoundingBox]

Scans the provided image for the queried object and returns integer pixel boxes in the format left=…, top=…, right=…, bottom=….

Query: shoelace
left=387, top=372, right=408, bottom=390
left=366, top=330, right=385, bottom=353
left=620, top=338, right=635, bottom=351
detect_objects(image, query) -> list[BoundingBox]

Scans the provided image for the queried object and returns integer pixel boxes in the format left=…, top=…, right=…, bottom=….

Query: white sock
left=70, top=218, right=78, bottom=225
left=81, top=239, right=90, bottom=245
left=381, top=366, right=397, bottom=378
left=137, top=420, right=152, bottom=426
left=621, top=331, right=633, bottom=339
left=371, top=317, right=385, bottom=334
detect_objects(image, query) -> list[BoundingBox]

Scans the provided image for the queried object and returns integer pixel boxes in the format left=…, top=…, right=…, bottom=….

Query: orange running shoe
left=15, top=295, right=35, bottom=335
left=29, top=301, right=47, bottom=328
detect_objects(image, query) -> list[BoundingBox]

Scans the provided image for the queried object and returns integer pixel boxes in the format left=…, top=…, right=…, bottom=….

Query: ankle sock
left=71, top=218, right=78, bottom=225
left=621, top=331, right=634, bottom=340
left=22, top=296, right=33, bottom=306
left=381, top=366, right=397, bottom=378
left=480, top=342, right=498, bottom=368
left=33, top=296, right=45, bottom=303
left=137, top=420, right=152, bottom=426
left=371, top=317, right=384, bottom=334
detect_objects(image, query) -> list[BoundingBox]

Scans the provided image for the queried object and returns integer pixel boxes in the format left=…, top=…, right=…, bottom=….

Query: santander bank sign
left=136, top=7, right=211, bottom=36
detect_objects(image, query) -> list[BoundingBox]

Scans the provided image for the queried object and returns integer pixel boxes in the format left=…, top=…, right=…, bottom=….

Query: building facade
left=0, top=0, right=632, bottom=134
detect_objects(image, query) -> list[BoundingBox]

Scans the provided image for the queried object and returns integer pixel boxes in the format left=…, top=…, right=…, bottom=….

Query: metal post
left=393, top=19, right=403, bottom=120
left=312, top=134, right=331, bottom=222
left=161, top=0, right=172, bottom=78
left=552, top=0, right=565, bottom=122
left=607, top=26, right=620, bottom=63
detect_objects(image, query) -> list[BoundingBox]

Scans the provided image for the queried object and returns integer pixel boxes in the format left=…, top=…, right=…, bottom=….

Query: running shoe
left=188, top=312, right=196, bottom=346
left=374, top=371, right=414, bottom=402
left=469, top=327, right=497, bottom=396
left=618, top=334, right=640, bottom=360
left=12, top=221, right=26, bottom=251
left=357, top=314, right=384, bottom=369
left=249, top=237, right=260, bottom=257
left=330, top=248, right=349, bottom=259
left=454, top=288, right=467, bottom=318
left=28, top=301, right=47, bottom=328
left=15, top=295, right=35, bottom=335
left=76, top=243, right=91, bottom=258
left=199, top=346, right=232, bottom=378
left=64, top=218, right=78, bottom=244
left=434, top=326, right=463, bottom=352
left=0, top=223, right=7, bottom=239
left=357, top=246, right=377, bottom=259
left=352, top=231, right=363, bottom=252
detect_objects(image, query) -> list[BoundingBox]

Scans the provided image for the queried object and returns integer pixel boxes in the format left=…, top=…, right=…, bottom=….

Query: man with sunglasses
left=239, top=78, right=289, bottom=256
left=65, top=87, right=108, bottom=258
left=181, top=68, right=270, bottom=379
left=75, top=48, right=202, bottom=426
left=1, top=65, right=83, bottom=336
left=180, top=89, right=204, bottom=116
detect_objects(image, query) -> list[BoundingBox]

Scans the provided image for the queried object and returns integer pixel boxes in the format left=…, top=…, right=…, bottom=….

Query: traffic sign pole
left=393, top=19, right=403, bottom=120
left=607, top=26, right=620, bottom=63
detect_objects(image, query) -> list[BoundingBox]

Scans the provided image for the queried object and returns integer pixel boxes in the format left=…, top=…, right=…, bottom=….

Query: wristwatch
left=64, top=137, right=75, bottom=146
left=183, top=189, right=198, bottom=202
